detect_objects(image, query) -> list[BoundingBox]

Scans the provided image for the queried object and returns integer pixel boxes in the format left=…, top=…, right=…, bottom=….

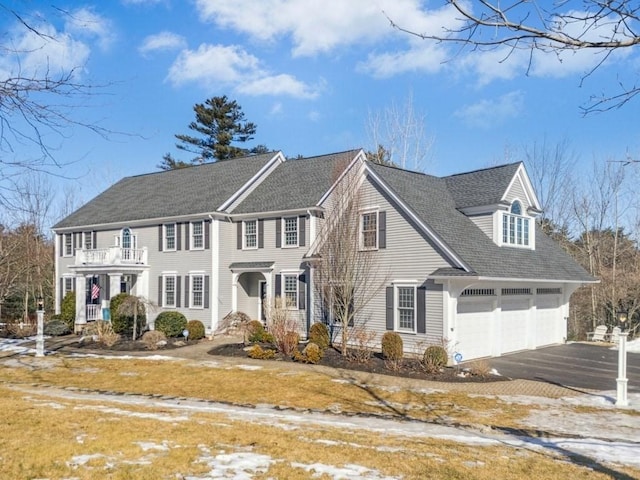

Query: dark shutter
left=176, top=223, right=182, bottom=250
left=258, top=219, right=264, bottom=249
left=275, top=274, right=282, bottom=297
left=158, top=276, right=163, bottom=305
left=92, top=231, right=97, bottom=249
left=105, top=279, right=110, bottom=300
left=379, top=211, right=386, bottom=249
left=158, top=225, right=163, bottom=251
left=275, top=218, right=281, bottom=248
left=59, top=235, right=63, bottom=257
left=176, top=276, right=181, bottom=307
left=348, top=294, right=355, bottom=327
left=73, top=277, right=76, bottom=291
left=59, top=278, right=63, bottom=305
left=237, top=222, right=242, bottom=249
left=385, top=286, right=394, bottom=330
left=74, top=233, right=80, bottom=252
left=417, top=287, right=426, bottom=334
left=185, top=223, right=190, bottom=251
left=204, top=276, right=210, bottom=309
left=298, top=274, right=306, bottom=310
left=184, top=276, right=190, bottom=308
left=204, top=220, right=211, bottom=249
left=299, top=215, right=306, bottom=246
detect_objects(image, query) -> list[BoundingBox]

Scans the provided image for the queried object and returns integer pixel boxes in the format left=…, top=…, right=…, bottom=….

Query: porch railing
left=76, top=247, right=147, bottom=266
left=86, top=304, right=101, bottom=321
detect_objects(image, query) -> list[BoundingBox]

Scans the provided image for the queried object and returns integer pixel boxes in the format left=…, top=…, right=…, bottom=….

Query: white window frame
left=163, top=274, right=177, bottom=308
left=282, top=217, right=299, bottom=248
left=282, top=273, right=299, bottom=309
left=83, top=231, right=94, bottom=250
left=63, top=276, right=74, bottom=297
left=190, top=221, right=204, bottom=250
left=190, top=274, right=204, bottom=309
left=63, top=233, right=73, bottom=257
left=243, top=219, right=258, bottom=250
left=164, top=223, right=177, bottom=251
left=360, top=210, right=379, bottom=251
left=395, top=284, right=417, bottom=333
left=500, top=200, right=533, bottom=248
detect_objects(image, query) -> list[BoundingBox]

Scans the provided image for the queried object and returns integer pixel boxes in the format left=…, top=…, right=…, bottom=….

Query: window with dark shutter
left=258, top=219, right=264, bottom=248
left=275, top=274, right=282, bottom=297
left=204, top=220, right=211, bottom=249
left=204, top=276, right=210, bottom=309
left=299, top=216, right=306, bottom=247
left=378, top=211, right=386, bottom=249
left=176, top=276, right=181, bottom=307
left=158, top=225, right=163, bottom=251
left=237, top=222, right=242, bottom=250
left=417, top=287, right=426, bottom=334
left=275, top=218, right=282, bottom=248
left=298, top=274, right=306, bottom=310
left=385, top=286, right=394, bottom=330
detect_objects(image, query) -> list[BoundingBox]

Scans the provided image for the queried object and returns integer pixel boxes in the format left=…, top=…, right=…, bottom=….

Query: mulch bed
left=209, top=342, right=509, bottom=384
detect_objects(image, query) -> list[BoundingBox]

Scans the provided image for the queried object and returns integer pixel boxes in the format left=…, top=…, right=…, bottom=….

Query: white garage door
left=536, top=296, right=562, bottom=346
left=500, top=299, right=530, bottom=353
left=456, top=301, right=494, bottom=360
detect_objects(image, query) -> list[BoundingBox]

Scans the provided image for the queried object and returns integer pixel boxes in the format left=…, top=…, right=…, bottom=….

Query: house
left=53, top=149, right=595, bottom=360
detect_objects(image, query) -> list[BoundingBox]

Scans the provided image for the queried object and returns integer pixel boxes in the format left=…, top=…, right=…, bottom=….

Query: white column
left=137, top=270, right=149, bottom=299
left=210, top=218, right=219, bottom=333
left=35, top=307, right=45, bottom=357
left=616, top=332, right=629, bottom=407
left=231, top=272, right=239, bottom=312
left=109, top=273, right=122, bottom=299
left=75, top=275, right=87, bottom=331
left=308, top=264, right=315, bottom=325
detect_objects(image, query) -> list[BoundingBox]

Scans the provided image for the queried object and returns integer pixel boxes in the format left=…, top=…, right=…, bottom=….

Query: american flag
left=91, top=283, right=100, bottom=300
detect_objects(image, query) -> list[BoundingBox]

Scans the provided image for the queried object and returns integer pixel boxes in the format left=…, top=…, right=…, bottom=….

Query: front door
left=258, top=280, right=267, bottom=323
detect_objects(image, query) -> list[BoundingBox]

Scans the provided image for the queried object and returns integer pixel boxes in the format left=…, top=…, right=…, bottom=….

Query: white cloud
left=454, top=91, right=525, bottom=128
left=269, top=103, right=283, bottom=115
left=359, top=44, right=448, bottom=77
left=121, top=0, right=166, bottom=5
left=64, top=7, right=114, bottom=51
left=139, top=32, right=187, bottom=56
left=167, top=43, right=320, bottom=99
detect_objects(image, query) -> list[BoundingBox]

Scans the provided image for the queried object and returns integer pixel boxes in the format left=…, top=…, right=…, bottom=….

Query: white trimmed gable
left=501, top=163, right=541, bottom=212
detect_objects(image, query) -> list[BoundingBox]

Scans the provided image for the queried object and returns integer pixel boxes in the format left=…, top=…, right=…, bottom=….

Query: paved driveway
left=487, top=343, right=640, bottom=393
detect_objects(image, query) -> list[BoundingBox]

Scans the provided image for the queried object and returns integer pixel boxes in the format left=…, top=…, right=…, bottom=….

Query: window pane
left=192, top=275, right=203, bottom=307
left=361, top=212, right=377, bottom=249
left=397, top=287, right=415, bottom=330
left=64, top=234, right=73, bottom=255
left=165, top=224, right=175, bottom=250
left=245, top=220, right=257, bottom=248
left=284, top=218, right=298, bottom=246
left=165, top=276, right=175, bottom=306
left=192, top=222, right=203, bottom=249
left=284, top=275, right=298, bottom=307
left=523, top=219, right=529, bottom=246
left=84, top=232, right=93, bottom=250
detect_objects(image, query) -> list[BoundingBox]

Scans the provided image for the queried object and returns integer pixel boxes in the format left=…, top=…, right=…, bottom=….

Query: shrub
left=44, top=319, right=71, bottom=336
left=309, top=322, right=330, bottom=350
left=154, top=311, right=188, bottom=337
left=423, top=345, right=448, bottom=372
left=6, top=320, right=36, bottom=338
left=141, top=330, right=167, bottom=350
left=247, top=344, right=276, bottom=360
left=92, top=320, right=120, bottom=347
left=348, top=328, right=377, bottom=364
left=60, top=291, right=76, bottom=330
left=186, top=320, right=205, bottom=340
left=110, top=293, right=146, bottom=337
left=247, top=320, right=266, bottom=343
left=467, top=359, right=491, bottom=377
left=381, top=331, right=403, bottom=361
left=267, top=297, right=300, bottom=355
left=293, top=342, right=323, bottom=364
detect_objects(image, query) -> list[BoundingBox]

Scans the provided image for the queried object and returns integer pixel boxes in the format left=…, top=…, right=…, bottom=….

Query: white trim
left=243, top=219, right=259, bottom=250
left=82, top=231, right=95, bottom=250
left=394, top=283, right=417, bottom=334
left=359, top=209, right=379, bottom=251
left=364, top=164, right=471, bottom=272
left=53, top=212, right=226, bottom=233
left=281, top=273, right=299, bottom=310
left=190, top=220, right=205, bottom=250
left=163, top=223, right=177, bottom=251
left=282, top=216, right=299, bottom=248
left=189, top=273, right=205, bottom=309
left=258, top=279, right=267, bottom=321
left=63, top=233, right=73, bottom=257
left=316, top=150, right=367, bottom=206
left=501, top=164, right=542, bottom=211
left=162, top=274, right=177, bottom=308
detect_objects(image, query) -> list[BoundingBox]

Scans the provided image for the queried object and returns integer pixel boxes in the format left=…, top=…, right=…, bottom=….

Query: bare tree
left=388, top=1, right=640, bottom=112
left=313, top=159, right=389, bottom=356
left=366, top=91, right=434, bottom=172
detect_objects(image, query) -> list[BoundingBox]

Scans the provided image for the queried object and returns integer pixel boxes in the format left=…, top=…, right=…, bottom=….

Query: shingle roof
left=53, top=153, right=277, bottom=229
left=369, top=162, right=594, bottom=282
left=444, top=162, right=521, bottom=209
left=230, top=150, right=360, bottom=214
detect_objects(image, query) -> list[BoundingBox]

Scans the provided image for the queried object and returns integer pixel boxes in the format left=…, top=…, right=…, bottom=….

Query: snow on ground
left=611, top=337, right=640, bottom=352
left=0, top=337, right=39, bottom=355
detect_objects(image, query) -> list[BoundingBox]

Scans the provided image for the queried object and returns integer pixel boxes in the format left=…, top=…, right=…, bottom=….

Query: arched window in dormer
left=502, top=200, right=530, bottom=247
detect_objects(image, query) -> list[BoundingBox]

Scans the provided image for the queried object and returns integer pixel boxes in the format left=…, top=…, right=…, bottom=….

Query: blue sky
left=2, top=0, right=639, bottom=215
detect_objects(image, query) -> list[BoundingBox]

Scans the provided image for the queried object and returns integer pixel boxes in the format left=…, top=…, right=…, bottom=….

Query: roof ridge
left=445, top=161, right=522, bottom=179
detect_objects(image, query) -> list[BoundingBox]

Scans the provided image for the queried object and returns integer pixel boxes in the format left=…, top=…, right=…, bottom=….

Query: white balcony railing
left=76, top=247, right=148, bottom=266
left=86, top=304, right=101, bottom=321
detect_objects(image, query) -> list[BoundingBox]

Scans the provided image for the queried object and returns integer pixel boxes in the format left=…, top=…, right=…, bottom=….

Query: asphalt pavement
left=488, top=342, right=640, bottom=393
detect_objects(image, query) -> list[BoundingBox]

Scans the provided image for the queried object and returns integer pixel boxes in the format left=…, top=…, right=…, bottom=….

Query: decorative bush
left=293, top=342, right=323, bottom=364
left=423, top=345, right=448, bottom=371
left=154, top=311, right=188, bottom=337
left=43, top=319, right=71, bottom=336
left=247, top=344, right=276, bottom=360
left=141, top=330, right=167, bottom=350
left=381, top=331, right=403, bottom=361
left=60, top=291, right=76, bottom=330
left=186, top=320, right=205, bottom=340
left=247, top=320, right=267, bottom=343
left=110, top=293, right=146, bottom=337
left=267, top=298, right=300, bottom=355
left=92, top=320, right=120, bottom=347
left=309, top=322, right=330, bottom=350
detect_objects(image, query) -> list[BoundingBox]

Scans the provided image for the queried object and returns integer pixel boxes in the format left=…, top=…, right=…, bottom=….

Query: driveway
left=488, top=343, right=640, bottom=393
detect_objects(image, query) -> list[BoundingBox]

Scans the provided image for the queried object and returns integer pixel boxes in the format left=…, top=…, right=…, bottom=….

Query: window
left=191, top=221, right=204, bottom=250
left=397, top=286, right=416, bottom=332
left=164, top=275, right=176, bottom=307
left=63, top=233, right=73, bottom=256
left=63, top=277, right=73, bottom=297
left=191, top=274, right=204, bottom=308
left=244, top=220, right=257, bottom=249
left=502, top=201, right=531, bottom=247
left=283, top=217, right=298, bottom=247
left=361, top=211, right=378, bottom=250
left=283, top=274, right=299, bottom=308
left=83, top=232, right=95, bottom=250
left=164, top=224, right=176, bottom=251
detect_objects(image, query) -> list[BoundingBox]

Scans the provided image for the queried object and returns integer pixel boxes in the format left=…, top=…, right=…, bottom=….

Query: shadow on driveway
left=488, top=343, right=640, bottom=393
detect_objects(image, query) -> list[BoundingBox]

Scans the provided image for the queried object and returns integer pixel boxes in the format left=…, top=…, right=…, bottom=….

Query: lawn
left=0, top=352, right=638, bottom=479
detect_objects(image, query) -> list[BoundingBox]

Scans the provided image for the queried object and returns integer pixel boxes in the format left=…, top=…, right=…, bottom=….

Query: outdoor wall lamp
left=617, top=310, right=628, bottom=332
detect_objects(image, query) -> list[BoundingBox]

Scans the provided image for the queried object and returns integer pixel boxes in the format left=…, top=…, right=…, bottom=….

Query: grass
left=0, top=354, right=638, bottom=479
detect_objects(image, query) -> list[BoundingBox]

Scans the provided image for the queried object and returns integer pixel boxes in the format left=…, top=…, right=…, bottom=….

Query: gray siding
left=469, top=214, right=493, bottom=239
left=504, top=175, right=529, bottom=207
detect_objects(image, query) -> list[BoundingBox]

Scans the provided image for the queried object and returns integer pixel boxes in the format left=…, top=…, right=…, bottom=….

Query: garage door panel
left=536, top=296, right=561, bottom=346
left=456, top=301, right=493, bottom=360
left=501, top=298, right=529, bottom=353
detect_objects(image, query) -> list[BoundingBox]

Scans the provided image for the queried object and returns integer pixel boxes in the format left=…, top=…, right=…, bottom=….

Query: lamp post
left=616, top=310, right=629, bottom=407
left=35, top=297, right=45, bottom=358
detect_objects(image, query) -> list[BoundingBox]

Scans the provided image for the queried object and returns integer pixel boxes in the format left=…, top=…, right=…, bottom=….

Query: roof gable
left=444, top=162, right=522, bottom=209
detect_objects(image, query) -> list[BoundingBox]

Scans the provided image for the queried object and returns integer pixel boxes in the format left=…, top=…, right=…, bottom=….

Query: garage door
left=456, top=301, right=494, bottom=360
left=536, top=296, right=561, bottom=346
left=500, top=299, right=530, bottom=353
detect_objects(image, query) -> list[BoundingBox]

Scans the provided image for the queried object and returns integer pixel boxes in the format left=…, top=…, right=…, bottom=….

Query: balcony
left=75, top=247, right=148, bottom=266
